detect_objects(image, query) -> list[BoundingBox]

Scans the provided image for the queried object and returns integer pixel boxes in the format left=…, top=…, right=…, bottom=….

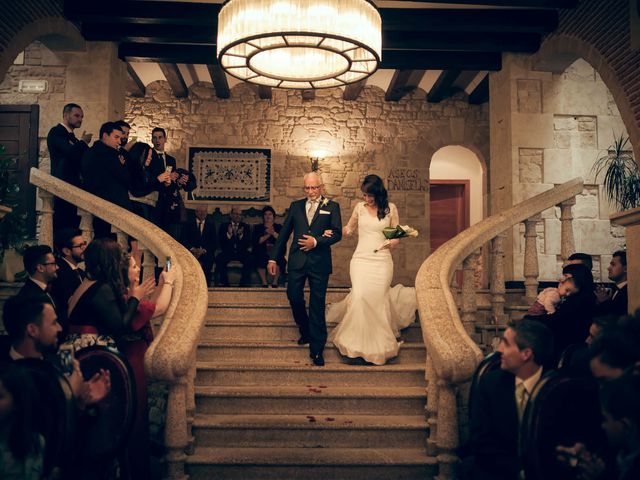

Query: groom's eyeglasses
left=303, top=186, right=322, bottom=191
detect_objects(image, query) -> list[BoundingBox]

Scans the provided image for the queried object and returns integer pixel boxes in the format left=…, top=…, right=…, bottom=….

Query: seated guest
left=596, top=250, right=628, bottom=317
left=182, top=205, right=216, bottom=286
left=81, top=122, right=132, bottom=239
left=66, top=239, right=155, bottom=351
left=466, top=319, right=554, bottom=480
left=50, top=229, right=87, bottom=330
left=126, top=142, right=157, bottom=223
left=252, top=206, right=285, bottom=288
left=216, top=206, right=252, bottom=287
left=17, top=245, right=58, bottom=308
left=588, top=312, right=640, bottom=381
left=566, top=252, right=593, bottom=271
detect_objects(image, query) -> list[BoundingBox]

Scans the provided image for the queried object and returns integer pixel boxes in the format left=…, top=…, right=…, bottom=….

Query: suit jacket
left=182, top=216, right=217, bottom=253
left=218, top=221, right=251, bottom=257
left=597, top=283, right=628, bottom=317
left=150, top=151, right=196, bottom=223
left=81, top=141, right=133, bottom=212
left=47, top=124, right=88, bottom=186
left=16, top=278, right=56, bottom=312
left=50, top=258, right=83, bottom=322
left=270, top=197, right=342, bottom=274
left=469, top=369, right=520, bottom=480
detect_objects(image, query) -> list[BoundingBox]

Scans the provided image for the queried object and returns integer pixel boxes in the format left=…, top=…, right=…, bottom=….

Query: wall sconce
left=310, top=150, right=325, bottom=172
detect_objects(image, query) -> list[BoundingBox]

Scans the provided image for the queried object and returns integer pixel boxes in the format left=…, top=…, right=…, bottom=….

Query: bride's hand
left=342, top=227, right=350, bottom=237
left=387, top=238, right=401, bottom=250
left=322, top=229, right=333, bottom=238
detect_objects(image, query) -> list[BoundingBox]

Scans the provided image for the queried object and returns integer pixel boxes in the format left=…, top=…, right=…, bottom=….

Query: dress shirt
left=306, top=199, right=319, bottom=224
left=198, top=219, right=205, bottom=235
left=155, top=150, right=167, bottom=169
left=59, top=122, right=74, bottom=134
left=613, top=280, right=628, bottom=300
left=8, top=346, right=27, bottom=360
left=29, top=277, right=49, bottom=292
left=514, top=366, right=543, bottom=419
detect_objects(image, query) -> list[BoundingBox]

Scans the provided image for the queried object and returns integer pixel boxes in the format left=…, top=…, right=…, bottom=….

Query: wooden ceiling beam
left=126, top=63, right=145, bottom=97
left=427, top=70, right=461, bottom=103
left=80, top=22, right=216, bottom=44
left=385, top=0, right=577, bottom=7
left=468, top=75, right=490, bottom=105
left=257, top=86, right=272, bottom=100
left=382, top=51, right=501, bottom=71
left=206, top=64, right=230, bottom=99
left=383, top=31, right=541, bottom=53
left=119, top=43, right=217, bottom=64
left=385, top=70, right=426, bottom=102
left=158, top=63, right=188, bottom=98
left=343, top=80, right=367, bottom=101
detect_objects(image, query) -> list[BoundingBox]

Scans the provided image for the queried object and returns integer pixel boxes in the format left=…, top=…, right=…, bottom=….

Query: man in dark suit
left=81, top=122, right=132, bottom=239
left=268, top=172, right=342, bottom=366
left=50, top=229, right=86, bottom=330
left=466, top=319, right=554, bottom=480
left=46, top=103, right=92, bottom=230
left=16, top=245, right=59, bottom=309
left=596, top=250, right=628, bottom=317
left=216, top=206, right=252, bottom=287
left=149, top=127, right=196, bottom=240
left=182, top=205, right=217, bottom=286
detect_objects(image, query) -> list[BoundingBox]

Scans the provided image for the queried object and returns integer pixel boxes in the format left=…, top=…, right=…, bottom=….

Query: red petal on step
left=344, top=420, right=353, bottom=424
left=319, top=385, right=327, bottom=388
left=325, top=417, right=335, bottom=421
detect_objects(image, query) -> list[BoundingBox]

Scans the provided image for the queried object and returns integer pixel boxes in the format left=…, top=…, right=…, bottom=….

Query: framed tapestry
left=187, top=147, right=271, bottom=202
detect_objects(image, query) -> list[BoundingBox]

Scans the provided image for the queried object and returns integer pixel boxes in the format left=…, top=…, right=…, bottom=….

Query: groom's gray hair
left=303, top=171, right=323, bottom=184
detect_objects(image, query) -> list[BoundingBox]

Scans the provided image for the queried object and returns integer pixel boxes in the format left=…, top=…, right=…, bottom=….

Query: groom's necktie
left=307, top=200, right=317, bottom=224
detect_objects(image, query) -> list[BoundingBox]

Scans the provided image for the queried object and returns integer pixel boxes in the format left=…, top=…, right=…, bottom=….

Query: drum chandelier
left=217, top=0, right=382, bottom=89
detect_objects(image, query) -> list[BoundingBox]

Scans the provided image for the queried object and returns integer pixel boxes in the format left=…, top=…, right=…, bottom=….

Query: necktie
left=515, top=382, right=527, bottom=423
left=159, top=152, right=166, bottom=169
left=307, top=200, right=317, bottom=224
left=76, top=267, right=86, bottom=283
left=198, top=220, right=204, bottom=235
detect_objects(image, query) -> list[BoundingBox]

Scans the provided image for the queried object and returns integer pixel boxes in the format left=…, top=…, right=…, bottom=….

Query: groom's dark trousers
left=270, top=197, right=342, bottom=356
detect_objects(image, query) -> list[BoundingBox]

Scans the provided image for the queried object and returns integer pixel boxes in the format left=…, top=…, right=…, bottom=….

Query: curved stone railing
left=416, top=178, right=584, bottom=479
left=30, top=168, right=208, bottom=479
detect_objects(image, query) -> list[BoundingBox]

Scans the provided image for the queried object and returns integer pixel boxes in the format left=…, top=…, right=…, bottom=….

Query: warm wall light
left=217, top=0, right=381, bottom=89
left=310, top=150, right=326, bottom=171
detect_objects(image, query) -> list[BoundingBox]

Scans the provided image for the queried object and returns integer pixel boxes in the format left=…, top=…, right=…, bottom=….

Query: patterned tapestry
left=187, top=147, right=271, bottom=202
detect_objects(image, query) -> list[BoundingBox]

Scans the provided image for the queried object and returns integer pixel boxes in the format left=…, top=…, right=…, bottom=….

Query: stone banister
left=416, top=178, right=583, bottom=478
left=30, top=167, right=208, bottom=478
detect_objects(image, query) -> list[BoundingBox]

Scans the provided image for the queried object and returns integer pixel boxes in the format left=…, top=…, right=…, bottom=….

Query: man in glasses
left=268, top=172, right=342, bottom=367
left=16, top=245, right=59, bottom=310
left=51, top=229, right=87, bottom=331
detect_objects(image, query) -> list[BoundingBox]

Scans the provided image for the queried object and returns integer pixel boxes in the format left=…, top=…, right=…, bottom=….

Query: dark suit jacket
left=597, top=283, right=628, bottom=317
left=81, top=141, right=133, bottom=212
left=270, top=197, right=342, bottom=274
left=182, top=216, right=217, bottom=253
left=218, top=221, right=251, bottom=257
left=150, top=151, right=196, bottom=224
left=469, top=369, right=520, bottom=480
left=50, top=258, right=83, bottom=323
left=16, top=279, right=56, bottom=314
left=47, top=124, right=88, bottom=186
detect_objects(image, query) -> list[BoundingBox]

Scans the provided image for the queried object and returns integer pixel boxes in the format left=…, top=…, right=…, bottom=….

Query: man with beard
left=596, top=250, right=628, bottom=317
left=47, top=103, right=93, bottom=230
left=51, top=229, right=87, bottom=331
left=16, top=245, right=59, bottom=310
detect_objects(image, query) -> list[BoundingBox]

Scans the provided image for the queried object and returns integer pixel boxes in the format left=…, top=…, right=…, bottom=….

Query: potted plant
left=592, top=134, right=640, bottom=211
left=0, top=144, right=28, bottom=282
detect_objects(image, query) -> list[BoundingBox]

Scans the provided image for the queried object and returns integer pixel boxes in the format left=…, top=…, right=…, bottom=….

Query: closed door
left=430, top=181, right=469, bottom=253
left=0, top=105, right=39, bottom=236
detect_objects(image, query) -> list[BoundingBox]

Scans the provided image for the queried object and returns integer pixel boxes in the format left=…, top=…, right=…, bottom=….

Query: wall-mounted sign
left=388, top=168, right=428, bottom=192
left=18, top=80, right=48, bottom=93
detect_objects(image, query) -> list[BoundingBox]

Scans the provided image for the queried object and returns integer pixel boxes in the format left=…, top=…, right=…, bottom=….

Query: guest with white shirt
left=181, top=205, right=217, bottom=286
left=596, top=250, right=628, bottom=317
left=51, top=229, right=87, bottom=331
left=216, top=206, right=253, bottom=287
left=16, top=245, right=58, bottom=310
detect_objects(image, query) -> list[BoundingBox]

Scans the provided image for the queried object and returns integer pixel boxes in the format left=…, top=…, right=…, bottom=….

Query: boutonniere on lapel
left=320, top=198, right=329, bottom=208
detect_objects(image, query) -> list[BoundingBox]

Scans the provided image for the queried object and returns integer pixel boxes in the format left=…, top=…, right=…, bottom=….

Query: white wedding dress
left=327, top=202, right=417, bottom=365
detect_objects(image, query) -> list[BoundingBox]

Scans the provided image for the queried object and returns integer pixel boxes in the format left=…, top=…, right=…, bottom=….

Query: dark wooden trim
left=343, top=80, right=366, bottom=101
left=387, top=0, right=577, bottom=7
left=158, top=63, right=188, bottom=98
left=126, top=62, right=145, bottom=97
left=381, top=51, right=501, bottom=71
left=385, top=70, right=425, bottom=102
left=383, top=31, right=541, bottom=53
left=119, top=43, right=218, bottom=64
left=257, top=86, right=272, bottom=100
left=206, top=64, right=230, bottom=99
left=427, top=70, right=461, bottom=103
left=80, top=22, right=217, bottom=44
left=469, top=75, right=490, bottom=104
left=429, top=179, right=471, bottom=230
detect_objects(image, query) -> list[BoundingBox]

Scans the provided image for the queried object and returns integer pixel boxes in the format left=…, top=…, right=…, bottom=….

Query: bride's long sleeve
left=389, top=202, right=399, bottom=226
left=343, top=203, right=360, bottom=236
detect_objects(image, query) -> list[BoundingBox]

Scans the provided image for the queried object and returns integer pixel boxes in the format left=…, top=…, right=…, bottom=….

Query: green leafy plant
left=0, top=144, right=28, bottom=263
left=591, top=134, right=640, bottom=211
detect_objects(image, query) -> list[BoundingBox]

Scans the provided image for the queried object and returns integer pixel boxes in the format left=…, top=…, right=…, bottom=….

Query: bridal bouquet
left=374, top=225, right=419, bottom=252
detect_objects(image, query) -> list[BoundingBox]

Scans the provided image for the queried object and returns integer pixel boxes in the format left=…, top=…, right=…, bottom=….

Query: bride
left=327, top=174, right=417, bottom=365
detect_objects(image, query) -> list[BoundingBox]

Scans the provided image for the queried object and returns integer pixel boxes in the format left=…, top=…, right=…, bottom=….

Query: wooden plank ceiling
left=63, top=0, right=577, bottom=104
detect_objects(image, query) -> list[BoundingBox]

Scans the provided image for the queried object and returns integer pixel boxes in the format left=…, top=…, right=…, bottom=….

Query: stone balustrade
left=30, top=168, right=208, bottom=479
left=416, top=178, right=583, bottom=479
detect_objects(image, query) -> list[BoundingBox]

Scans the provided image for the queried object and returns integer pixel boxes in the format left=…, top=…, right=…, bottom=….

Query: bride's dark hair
left=361, top=174, right=390, bottom=220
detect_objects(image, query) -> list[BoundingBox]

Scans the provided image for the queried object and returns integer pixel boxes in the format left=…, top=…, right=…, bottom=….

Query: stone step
left=196, top=341, right=425, bottom=363
left=192, top=413, right=428, bottom=448
left=196, top=362, right=425, bottom=387
left=207, top=287, right=349, bottom=306
left=195, top=385, right=426, bottom=415
left=186, top=447, right=438, bottom=480
left=199, top=320, right=424, bottom=343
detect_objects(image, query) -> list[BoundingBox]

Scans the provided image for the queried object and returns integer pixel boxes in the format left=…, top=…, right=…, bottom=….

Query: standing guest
left=252, top=206, right=285, bottom=288
left=216, top=206, right=252, bottom=287
left=81, top=122, right=132, bottom=239
left=149, top=127, right=196, bottom=239
left=47, top=103, right=92, bottom=230
left=127, top=142, right=157, bottom=222
left=596, top=250, right=628, bottom=317
left=16, top=245, right=58, bottom=309
left=181, top=205, right=217, bottom=286
left=466, top=319, right=554, bottom=480
left=50, top=229, right=87, bottom=331
left=566, top=252, right=593, bottom=271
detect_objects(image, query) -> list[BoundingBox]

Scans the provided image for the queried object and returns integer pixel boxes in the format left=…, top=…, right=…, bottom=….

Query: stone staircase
left=186, top=287, right=437, bottom=480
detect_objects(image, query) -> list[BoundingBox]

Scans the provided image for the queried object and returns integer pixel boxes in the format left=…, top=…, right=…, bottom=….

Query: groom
left=268, top=172, right=342, bottom=366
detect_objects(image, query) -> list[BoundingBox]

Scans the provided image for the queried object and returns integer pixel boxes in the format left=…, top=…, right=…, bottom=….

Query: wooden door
left=0, top=105, right=39, bottom=237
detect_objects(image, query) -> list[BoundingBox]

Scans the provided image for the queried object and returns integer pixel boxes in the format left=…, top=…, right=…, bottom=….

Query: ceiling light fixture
left=217, top=0, right=381, bottom=89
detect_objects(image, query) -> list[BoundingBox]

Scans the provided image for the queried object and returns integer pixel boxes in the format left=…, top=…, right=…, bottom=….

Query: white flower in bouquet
left=374, top=225, right=420, bottom=252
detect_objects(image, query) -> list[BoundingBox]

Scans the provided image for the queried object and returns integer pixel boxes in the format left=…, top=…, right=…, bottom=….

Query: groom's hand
left=267, top=260, right=277, bottom=276
left=298, top=234, right=317, bottom=251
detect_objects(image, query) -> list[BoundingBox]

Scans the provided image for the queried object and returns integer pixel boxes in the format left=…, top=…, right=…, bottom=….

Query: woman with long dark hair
left=127, top=142, right=157, bottom=222
left=327, top=174, right=416, bottom=365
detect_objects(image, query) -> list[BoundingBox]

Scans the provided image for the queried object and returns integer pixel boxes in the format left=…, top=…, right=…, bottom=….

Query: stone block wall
left=125, top=81, right=489, bottom=286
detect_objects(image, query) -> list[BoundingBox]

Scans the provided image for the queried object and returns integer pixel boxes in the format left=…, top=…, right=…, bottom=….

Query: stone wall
left=125, top=81, right=489, bottom=286
left=490, top=55, right=627, bottom=282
